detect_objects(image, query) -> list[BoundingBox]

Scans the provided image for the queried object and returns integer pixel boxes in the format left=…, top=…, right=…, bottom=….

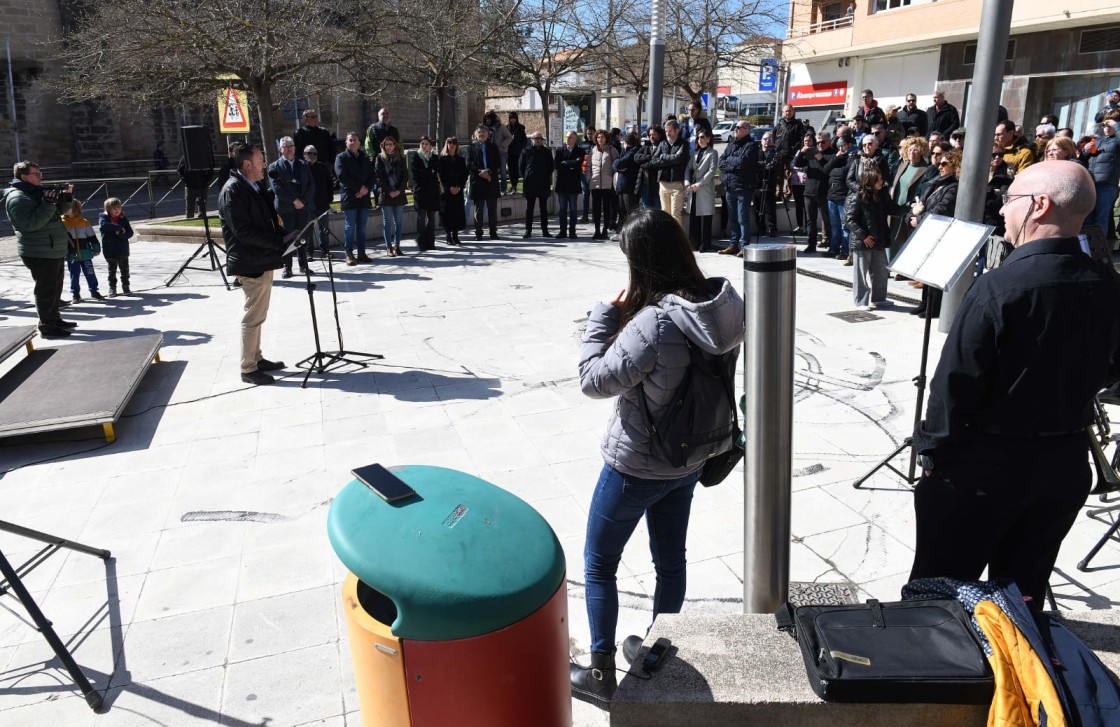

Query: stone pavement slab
left=0, top=226, right=1114, bottom=727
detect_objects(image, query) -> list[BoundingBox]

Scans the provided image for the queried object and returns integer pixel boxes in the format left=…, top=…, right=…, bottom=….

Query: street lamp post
left=647, top=0, right=666, bottom=127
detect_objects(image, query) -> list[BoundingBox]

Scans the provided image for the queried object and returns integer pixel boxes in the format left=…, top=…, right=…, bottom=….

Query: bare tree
left=486, top=0, right=620, bottom=144
left=663, top=0, right=784, bottom=106
left=583, top=0, right=650, bottom=129
left=376, top=0, right=523, bottom=140
left=48, top=0, right=390, bottom=160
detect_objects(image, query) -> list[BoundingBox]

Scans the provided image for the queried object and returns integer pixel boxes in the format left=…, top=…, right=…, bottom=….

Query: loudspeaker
left=180, top=126, right=215, bottom=171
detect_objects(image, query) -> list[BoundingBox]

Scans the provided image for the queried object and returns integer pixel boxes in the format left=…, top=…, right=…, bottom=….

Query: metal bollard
left=743, top=244, right=796, bottom=614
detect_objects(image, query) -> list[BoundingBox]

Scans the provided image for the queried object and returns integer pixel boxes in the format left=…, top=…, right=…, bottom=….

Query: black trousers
left=617, top=192, right=639, bottom=228
left=280, top=210, right=311, bottom=269
left=805, top=195, right=831, bottom=249
left=474, top=196, right=498, bottom=236
left=416, top=208, right=437, bottom=249
left=753, top=188, right=776, bottom=235
left=689, top=213, right=713, bottom=250
left=910, top=433, right=1090, bottom=606
left=105, top=255, right=130, bottom=290
left=524, top=195, right=549, bottom=233
left=790, top=184, right=806, bottom=229
left=591, top=189, right=616, bottom=232
left=21, top=256, right=65, bottom=328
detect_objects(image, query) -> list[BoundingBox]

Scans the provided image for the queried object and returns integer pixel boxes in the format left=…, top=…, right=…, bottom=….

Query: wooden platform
left=0, top=333, right=162, bottom=442
left=0, top=325, right=36, bottom=364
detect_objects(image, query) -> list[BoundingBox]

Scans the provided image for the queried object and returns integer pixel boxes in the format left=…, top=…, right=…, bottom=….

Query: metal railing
left=787, top=15, right=854, bottom=38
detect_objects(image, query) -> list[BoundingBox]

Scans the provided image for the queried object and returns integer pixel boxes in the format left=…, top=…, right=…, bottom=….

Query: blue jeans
left=68, top=258, right=99, bottom=295
left=557, top=191, right=578, bottom=233
left=827, top=199, right=848, bottom=256
left=581, top=174, right=590, bottom=217
left=584, top=463, right=700, bottom=654
left=499, top=152, right=509, bottom=192
left=726, top=188, right=752, bottom=249
left=1092, top=183, right=1119, bottom=233
left=382, top=204, right=403, bottom=249
left=343, top=208, right=368, bottom=255
left=641, top=180, right=662, bottom=210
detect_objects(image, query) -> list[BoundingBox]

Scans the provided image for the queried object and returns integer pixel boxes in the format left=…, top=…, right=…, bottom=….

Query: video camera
left=41, top=185, right=73, bottom=205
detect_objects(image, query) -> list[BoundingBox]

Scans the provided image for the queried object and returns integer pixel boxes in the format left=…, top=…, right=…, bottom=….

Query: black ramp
left=0, top=326, right=36, bottom=365
left=0, top=334, right=162, bottom=438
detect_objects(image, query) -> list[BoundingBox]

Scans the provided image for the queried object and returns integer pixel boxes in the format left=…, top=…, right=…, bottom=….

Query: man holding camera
left=5, top=161, right=76, bottom=338
left=219, top=143, right=287, bottom=386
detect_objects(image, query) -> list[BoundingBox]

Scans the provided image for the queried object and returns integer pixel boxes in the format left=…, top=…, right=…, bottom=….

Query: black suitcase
left=775, top=598, right=995, bottom=704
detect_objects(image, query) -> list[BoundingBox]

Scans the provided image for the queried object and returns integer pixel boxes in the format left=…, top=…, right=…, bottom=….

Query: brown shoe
left=842, top=257, right=853, bottom=266
left=717, top=245, right=738, bottom=255
left=345, top=254, right=356, bottom=266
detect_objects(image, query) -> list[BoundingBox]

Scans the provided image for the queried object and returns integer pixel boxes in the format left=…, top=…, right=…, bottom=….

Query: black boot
left=445, top=231, right=453, bottom=246
left=570, top=650, right=616, bottom=711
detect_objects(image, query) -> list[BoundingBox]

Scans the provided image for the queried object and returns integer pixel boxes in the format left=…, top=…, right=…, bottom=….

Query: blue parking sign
left=759, top=59, right=777, bottom=92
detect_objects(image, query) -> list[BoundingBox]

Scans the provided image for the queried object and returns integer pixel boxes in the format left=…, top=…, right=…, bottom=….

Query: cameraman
left=4, top=161, right=76, bottom=338
left=753, top=132, right=778, bottom=237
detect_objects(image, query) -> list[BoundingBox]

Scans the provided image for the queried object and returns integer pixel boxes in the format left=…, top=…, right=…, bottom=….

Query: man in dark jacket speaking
left=910, top=161, right=1120, bottom=607
left=219, top=143, right=288, bottom=386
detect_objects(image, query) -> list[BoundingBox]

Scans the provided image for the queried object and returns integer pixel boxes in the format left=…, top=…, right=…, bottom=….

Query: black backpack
left=639, top=342, right=738, bottom=471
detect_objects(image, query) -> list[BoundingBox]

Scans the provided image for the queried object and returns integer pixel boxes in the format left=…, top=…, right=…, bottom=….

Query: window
left=1080, top=26, right=1120, bottom=54
left=872, top=0, right=933, bottom=13
left=819, top=1, right=843, bottom=22
left=962, top=40, right=1017, bottom=65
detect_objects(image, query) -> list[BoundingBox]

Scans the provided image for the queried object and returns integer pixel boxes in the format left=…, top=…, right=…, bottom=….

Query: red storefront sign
left=788, top=81, right=847, bottom=107
left=717, top=85, right=732, bottom=96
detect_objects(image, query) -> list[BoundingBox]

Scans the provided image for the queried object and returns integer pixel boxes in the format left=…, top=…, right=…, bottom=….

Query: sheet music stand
left=0, top=519, right=111, bottom=711
left=852, top=215, right=994, bottom=489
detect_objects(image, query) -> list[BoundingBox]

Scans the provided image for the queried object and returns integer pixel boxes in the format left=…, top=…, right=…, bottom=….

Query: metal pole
left=938, top=0, right=1014, bottom=332
left=743, top=243, right=796, bottom=614
left=6, top=37, right=20, bottom=161
left=647, top=0, right=666, bottom=127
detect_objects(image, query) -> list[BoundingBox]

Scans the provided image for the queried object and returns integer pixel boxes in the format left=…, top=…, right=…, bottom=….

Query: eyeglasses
left=1001, top=192, right=1036, bottom=205
left=306, top=152, right=318, bottom=156
left=938, top=161, right=952, bottom=167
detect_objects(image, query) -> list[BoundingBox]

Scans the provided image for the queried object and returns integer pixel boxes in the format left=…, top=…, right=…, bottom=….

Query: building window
left=1080, top=26, right=1120, bottom=54
left=819, top=1, right=843, bottom=22
left=872, top=0, right=933, bottom=13
left=962, top=39, right=1017, bottom=65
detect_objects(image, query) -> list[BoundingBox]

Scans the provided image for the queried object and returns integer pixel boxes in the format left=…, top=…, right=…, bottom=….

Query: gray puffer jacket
left=579, top=278, right=745, bottom=479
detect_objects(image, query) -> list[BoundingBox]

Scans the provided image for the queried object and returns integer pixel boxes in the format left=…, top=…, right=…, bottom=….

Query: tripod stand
left=0, top=519, right=110, bottom=712
left=295, top=210, right=382, bottom=387
left=852, top=305, right=934, bottom=489
left=165, top=180, right=231, bottom=291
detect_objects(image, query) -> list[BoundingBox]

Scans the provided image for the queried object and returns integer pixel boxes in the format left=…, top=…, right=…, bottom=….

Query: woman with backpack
left=570, top=208, right=744, bottom=710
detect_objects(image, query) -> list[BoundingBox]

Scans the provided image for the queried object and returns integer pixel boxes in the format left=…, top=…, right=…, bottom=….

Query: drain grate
left=829, top=310, right=882, bottom=323
left=788, top=581, right=861, bottom=606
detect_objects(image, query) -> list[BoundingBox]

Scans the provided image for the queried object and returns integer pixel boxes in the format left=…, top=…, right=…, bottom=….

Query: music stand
left=295, top=210, right=382, bottom=387
left=0, top=519, right=110, bottom=712
left=165, top=174, right=231, bottom=291
left=852, top=215, right=994, bottom=490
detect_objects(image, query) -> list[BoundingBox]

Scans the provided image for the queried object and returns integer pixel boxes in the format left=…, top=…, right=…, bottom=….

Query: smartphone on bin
left=351, top=464, right=417, bottom=503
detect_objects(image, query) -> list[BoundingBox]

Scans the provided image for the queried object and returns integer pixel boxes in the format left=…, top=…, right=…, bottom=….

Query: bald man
left=910, top=161, right=1120, bottom=606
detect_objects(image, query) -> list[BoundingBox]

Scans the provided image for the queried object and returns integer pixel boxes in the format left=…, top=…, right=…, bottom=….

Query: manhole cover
left=829, top=310, right=882, bottom=323
left=788, top=581, right=860, bottom=606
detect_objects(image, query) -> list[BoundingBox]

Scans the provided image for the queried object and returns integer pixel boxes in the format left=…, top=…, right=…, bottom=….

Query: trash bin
left=328, top=464, right=570, bottom=727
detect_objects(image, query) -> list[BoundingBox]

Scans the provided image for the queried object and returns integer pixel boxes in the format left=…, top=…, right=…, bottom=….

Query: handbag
left=699, top=363, right=742, bottom=487
left=775, top=599, right=994, bottom=704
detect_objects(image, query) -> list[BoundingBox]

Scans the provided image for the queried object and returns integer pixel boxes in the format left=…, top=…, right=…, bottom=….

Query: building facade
left=782, top=0, right=1120, bottom=135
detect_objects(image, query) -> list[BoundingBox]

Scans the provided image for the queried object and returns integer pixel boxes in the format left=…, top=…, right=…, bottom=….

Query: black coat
left=773, top=117, right=807, bottom=161
left=308, top=160, right=334, bottom=216
left=846, top=150, right=891, bottom=194
left=794, top=146, right=835, bottom=198
left=507, top=122, right=528, bottom=159
left=844, top=188, right=892, bottom=251
left=467, top=140, right=501, bottom=200
left=926, top=102, right=961, bottom=138
left=375, top=153, right=408, bottom=207
left=519, top=144, right=554, bottom=198
left=293, top=125, right=336, bottom=167
left=554, top=144, right=586, bottom=194
left=335, top=150, right=375, bottom=210
left=921, top=174, right=959, bottom=218
left=437, top=153, right=468, bottom=231
left=410, top=152, right=441, bottom=212
left=825, top=151, right=854, bottom=201
left=218, top=173, right=285, bottom=277
left=612, top=146, right=641, bottom=195
left=647, top=136, right=689, bottom=183
left=717, top=136, right=760, bottom=194
left=897, top=105, right=929, bottom=137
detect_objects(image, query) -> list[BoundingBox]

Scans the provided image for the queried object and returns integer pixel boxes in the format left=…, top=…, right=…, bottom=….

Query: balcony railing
left=787, top=15, right=854, bottom=38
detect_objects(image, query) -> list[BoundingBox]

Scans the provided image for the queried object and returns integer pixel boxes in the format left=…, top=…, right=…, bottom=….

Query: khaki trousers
left=659, top=181, right=685, bottom=226
left=238, top=270, right=274, bottom=373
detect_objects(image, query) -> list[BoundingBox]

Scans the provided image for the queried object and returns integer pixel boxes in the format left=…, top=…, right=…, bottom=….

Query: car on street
left=712, top=120, right=738, bottom=142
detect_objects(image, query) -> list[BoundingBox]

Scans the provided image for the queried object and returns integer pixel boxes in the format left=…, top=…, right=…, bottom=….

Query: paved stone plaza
left=0, top=224, right=1117, bottom=726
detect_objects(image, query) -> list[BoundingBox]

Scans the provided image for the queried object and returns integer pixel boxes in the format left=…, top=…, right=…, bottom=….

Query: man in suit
left=268, top=136, right=316, bottom=277
left=468, top=125, right=501, bottom=239
left=219, top=143, right=287, bottom=385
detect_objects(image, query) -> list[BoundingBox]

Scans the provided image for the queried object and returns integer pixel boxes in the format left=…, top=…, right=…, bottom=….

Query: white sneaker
left=857, top=305, right=871, bottom=311
left=868, top=302, right=877, bottom=310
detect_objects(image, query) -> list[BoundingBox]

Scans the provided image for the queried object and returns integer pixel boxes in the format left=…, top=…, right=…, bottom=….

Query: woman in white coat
left=685, top=128, right=717, bottom=250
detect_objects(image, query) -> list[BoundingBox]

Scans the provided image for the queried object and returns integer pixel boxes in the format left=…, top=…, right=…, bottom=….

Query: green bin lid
left=327, top=465, right=565, bottom=641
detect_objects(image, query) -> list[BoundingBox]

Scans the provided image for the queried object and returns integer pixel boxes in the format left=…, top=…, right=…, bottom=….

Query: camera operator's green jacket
left=4, top=180, right=70, bottom=259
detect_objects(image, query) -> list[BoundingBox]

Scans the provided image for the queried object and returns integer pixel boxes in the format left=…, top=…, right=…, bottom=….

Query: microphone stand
left=295, top=210, right=382, bottom=387
left=165, top=171, right=231, bottom=290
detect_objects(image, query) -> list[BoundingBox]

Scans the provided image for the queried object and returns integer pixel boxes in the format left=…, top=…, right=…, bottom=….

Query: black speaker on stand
left=165, top=125, right=230, bottom=290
